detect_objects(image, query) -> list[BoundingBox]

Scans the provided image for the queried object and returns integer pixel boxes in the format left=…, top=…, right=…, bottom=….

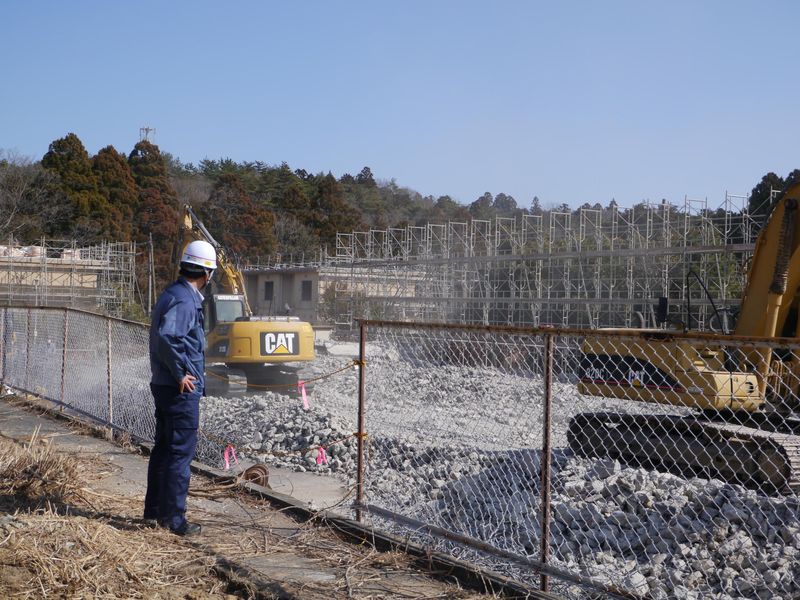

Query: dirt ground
left=0, top=397, right=494, bottom=600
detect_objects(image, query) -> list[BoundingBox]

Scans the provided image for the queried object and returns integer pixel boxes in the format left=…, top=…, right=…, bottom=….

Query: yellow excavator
left=180, top=205, right=315, bottom=390
left=571, top=177, right=800, bottom=492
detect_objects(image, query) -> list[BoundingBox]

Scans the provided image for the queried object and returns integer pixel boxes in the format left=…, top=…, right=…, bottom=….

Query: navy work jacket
left=149, top=277, right=206, bottom=392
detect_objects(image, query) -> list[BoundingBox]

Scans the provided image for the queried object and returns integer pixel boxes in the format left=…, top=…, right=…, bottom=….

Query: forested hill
left=0, top=132, right=796, bottom=290
left=0, top=133, right=543, bottom=288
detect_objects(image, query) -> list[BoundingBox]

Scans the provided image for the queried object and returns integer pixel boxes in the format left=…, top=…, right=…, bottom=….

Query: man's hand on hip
left=179, top=374, right=197, bottom=393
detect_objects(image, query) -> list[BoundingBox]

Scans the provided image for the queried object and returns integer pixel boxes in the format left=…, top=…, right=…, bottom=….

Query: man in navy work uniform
left=144, top=239, right=217, bottom=536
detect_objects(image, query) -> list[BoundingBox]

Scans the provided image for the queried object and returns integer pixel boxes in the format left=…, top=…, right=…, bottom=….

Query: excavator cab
left=203, top=293, right=246, bottom=333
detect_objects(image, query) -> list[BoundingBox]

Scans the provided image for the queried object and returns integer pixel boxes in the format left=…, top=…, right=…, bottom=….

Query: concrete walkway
left=0, top=395, right=552, bottom=599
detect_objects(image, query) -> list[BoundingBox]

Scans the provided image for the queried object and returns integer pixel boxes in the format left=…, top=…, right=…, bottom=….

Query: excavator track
left=568, top=412, right=800, bottom=494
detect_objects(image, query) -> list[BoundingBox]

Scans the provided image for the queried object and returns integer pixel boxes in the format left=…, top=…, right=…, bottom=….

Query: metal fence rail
left=3, top=307, right=800, bottom=599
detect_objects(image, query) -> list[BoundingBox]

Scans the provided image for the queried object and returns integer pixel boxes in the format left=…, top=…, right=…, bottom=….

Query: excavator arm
left=735, top=181, right=800, bottom=339
left=181, top=205, right=252, bottom=316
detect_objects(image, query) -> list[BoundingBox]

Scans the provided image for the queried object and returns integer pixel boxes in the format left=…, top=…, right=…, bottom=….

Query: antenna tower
left=139, top=126, right=156, bottom=142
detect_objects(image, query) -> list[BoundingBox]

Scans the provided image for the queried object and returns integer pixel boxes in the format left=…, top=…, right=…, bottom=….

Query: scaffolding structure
left=0, top=239, right=137, bottom=316
left=322, top=193, right=762, bottom=330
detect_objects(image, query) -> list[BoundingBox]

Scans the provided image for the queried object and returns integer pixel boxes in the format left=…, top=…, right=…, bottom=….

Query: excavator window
left=214, top=297, right=245, bottom=324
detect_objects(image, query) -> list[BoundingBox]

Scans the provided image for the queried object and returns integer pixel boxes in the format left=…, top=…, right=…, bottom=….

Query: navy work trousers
left=144, top=384, right=200, bottom=530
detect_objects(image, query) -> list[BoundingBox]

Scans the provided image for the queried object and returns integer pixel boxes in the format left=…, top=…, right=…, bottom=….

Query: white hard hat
left=181, top=240, right=217, bottom=271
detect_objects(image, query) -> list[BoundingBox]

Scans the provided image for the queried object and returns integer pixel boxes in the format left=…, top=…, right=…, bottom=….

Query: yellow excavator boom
left=180, top=205, right=251, bottom=314
left=734, top=180, right=800, bottom=339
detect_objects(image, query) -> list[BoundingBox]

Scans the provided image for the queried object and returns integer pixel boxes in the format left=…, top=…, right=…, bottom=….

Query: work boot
left=142, top=518, right=159, bottom=529
left=171, top=521, right=201, bottom=537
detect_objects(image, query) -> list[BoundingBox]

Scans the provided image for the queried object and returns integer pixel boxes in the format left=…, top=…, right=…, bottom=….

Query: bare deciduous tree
left=171, top=173, right=211, bottom=210
left=273, top=214, right=320, bottom=261
left=0, top=151, right=64, bottom=242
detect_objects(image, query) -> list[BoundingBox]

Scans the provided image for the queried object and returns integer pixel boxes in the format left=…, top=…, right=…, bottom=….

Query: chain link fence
left=0, top=306, right=359, bottom=473
left=1, top=307, right=146, bottom=430
left=357, top=321, right=800, bottom=600
left=3, top=307, right=800, bottom=599
left=0, top=307, right=230, bottom=465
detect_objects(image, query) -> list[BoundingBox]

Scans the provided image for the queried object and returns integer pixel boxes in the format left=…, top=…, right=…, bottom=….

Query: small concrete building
left=244, top=267, right=321, bottom=324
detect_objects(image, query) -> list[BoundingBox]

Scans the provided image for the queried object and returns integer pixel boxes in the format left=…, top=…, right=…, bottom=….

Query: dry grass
left=0, top=431, right=240, bottom=600
left=0, top=511, right=229, bottom=599
left=0, top=426, right=79, bottom=506
left=0, top=429, right=477, bottom=600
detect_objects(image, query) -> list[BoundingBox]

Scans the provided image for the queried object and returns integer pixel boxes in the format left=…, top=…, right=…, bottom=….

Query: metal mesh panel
left=3, top=308, right=30, bottom=390
left=27, top=309, right=66, bottom=399
left=109, top=318, right=153, bottom=439
left=361, top=323, right=800, bottom=599
left=63, top=311, right=111, bottom=422
left=361, top=324, right=553, bottom=585
left=556, top=333, right=800, bottom=598
left=0, top=308, right=5, bottom=380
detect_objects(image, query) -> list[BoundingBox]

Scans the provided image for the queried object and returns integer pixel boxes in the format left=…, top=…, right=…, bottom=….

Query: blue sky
left=2, top=1, right=798, bottom=210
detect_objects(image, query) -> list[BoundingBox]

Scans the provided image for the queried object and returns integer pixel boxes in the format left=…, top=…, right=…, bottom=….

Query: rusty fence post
left=106, top=318, right=113, bottom=440
left=356, top=321, right=367, bottom=522
left=539, top=333, right=554, bottom=592
left=25, top=308, right=32, bottom=391
left=60, top=309, right=69, bottom=408
left=0, top=308, right=5, bottom=386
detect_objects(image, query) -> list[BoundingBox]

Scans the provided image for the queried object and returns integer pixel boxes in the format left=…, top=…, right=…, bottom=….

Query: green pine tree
left=275, top=181, right=313, bottom=220
left=41, top=133, right=116, bottom=241
left=92, top=145, right=137, bottom=241
left=199, top=173, right=276, bottom=259
left=748, top=172, right=785, bottom=230
left=311, top=173, right=366, bottom=249
left=468, top=192, right=495, bottom=221
left=128, top=140, right=180, bottom=289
